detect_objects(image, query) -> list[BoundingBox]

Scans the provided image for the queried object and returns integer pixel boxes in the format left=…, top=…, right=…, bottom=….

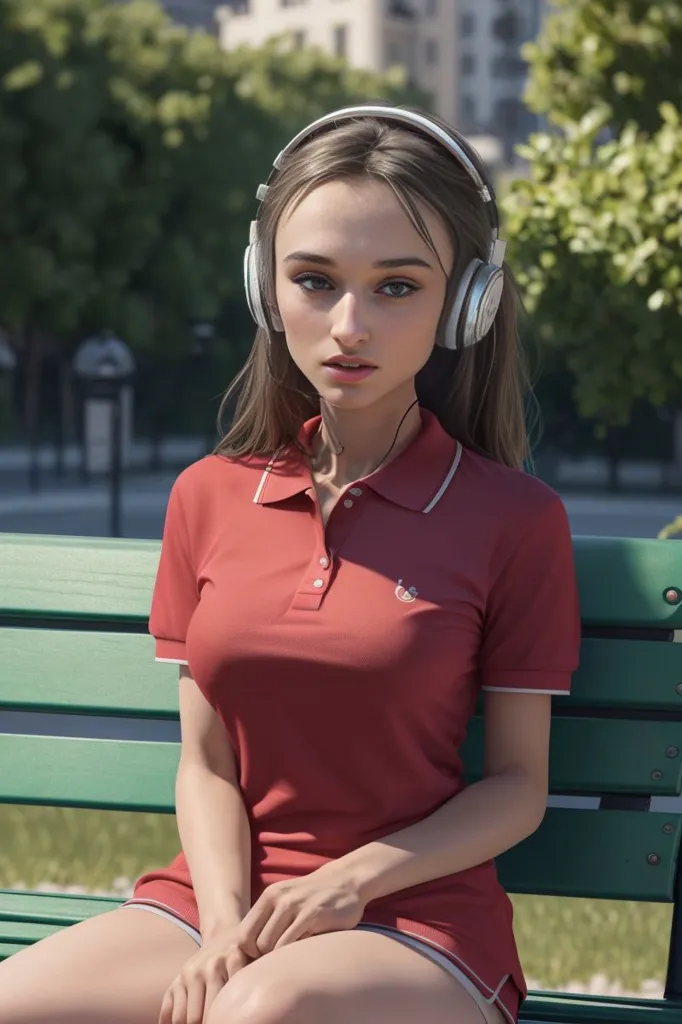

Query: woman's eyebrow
left=283, top=250, right=433, bottom=270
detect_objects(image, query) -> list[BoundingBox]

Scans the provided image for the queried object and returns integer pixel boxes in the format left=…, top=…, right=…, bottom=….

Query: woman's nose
left=330, top=292, right=369, bottom=347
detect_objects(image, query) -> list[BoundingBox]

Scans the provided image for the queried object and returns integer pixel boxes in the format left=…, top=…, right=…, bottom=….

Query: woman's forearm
left=321, top=771, right=547, bottom=905
left=175, top=758, right=252, bottom=940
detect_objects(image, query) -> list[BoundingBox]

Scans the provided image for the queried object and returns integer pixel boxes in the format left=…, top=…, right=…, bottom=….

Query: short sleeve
left=480, top=494, right=580, bottom=695
left=149, top=477, right=199, bottom=665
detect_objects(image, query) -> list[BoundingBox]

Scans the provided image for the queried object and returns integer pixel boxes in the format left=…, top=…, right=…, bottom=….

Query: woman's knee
left=206, top=965, right=317, bottom=1024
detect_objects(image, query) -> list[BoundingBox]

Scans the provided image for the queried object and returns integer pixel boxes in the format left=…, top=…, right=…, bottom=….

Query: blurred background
left=1, top=0, right=682, bottom=997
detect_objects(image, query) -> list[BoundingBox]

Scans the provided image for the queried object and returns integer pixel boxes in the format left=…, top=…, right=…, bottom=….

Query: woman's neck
left=310, top=391, right=422, bottom=491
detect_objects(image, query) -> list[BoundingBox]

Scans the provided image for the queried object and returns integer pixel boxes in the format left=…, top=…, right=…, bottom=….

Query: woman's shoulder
left=169, top=450, right=276, bottom=511
left=458, top=445, right=566, bottom=520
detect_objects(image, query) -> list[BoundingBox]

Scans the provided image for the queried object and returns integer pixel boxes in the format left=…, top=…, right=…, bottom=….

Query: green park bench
left=1, top=530, right=681, bottom=1023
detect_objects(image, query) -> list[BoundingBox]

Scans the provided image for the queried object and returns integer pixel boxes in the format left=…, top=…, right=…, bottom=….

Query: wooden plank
left=0, top=942, right=26, bottom=961
left=498, top=809, right=681, bottom=901
left=0, top=734, right=179, bottom=812
left=0, top=890, right=122, bottom=925
left=0, top=533, right=159, bottom=621
left=573, top=536, right=682, bottom=629
left=2, top=533, right=682, bottom=629
left=520, top=992, right=682, bottom=1024
left=4, top=629, right=682, bottom=718
left=2, top=716, right=681, bottom=811
left=0, top=629, right=179, bottom=717
left=462, top=717, right=682, bottom=796
left=566, top=637, right=682, bottom=711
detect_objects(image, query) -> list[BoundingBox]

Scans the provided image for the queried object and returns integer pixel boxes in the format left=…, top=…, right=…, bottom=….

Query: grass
left=0, top=805, right=673, bottom=993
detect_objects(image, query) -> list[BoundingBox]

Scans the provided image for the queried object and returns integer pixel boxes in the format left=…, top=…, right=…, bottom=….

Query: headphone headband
left=257, top=105, right=503, bottom=265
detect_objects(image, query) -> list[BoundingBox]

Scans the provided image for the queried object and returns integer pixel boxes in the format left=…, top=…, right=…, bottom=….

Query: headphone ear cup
left=461, top=264, right=505, bottom=349
left=438, top=259, right=504, bottom=350
left=439, top=259, right=480, bottom=351
left=244, top=239, right=270, bottom=331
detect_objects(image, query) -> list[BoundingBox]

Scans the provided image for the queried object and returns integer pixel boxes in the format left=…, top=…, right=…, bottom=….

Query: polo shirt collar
left=252, top=407, right=463, bottom=514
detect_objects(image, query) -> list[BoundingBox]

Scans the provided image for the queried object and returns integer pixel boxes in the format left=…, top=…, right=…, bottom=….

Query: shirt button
left=343, top=499, right=354, bottom=508
left=319, top=556, right=329, bottom=568
left=349, top=487, right=363, bottom=496
left=313, top=578, right=325, bottom=589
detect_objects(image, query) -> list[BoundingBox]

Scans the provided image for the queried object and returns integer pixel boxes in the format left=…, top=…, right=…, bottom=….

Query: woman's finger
left=253, top=903, right=296, bottom=956
left=158, top=986, right=174, bottom=1024
left=185, top=974, right=206, bottom=1024
left=236, top=895, right=272, bottom=956
left=274, top=910, right=317, bottom=951
left=226, top=945, right=250, bottom=979
left=200, top=960, right=229, bottom=1022
left=169, top=983, right=187, bottom=1024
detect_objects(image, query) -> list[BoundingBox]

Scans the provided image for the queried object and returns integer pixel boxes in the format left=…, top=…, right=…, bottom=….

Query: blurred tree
left=227, top=32, right=431, bottom=145
left=0, top=0, right=429, bottom=456
left=502, top=0, right=682, bottom=438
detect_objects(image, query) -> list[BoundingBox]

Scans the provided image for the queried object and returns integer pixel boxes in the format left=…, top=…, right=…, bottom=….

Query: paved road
left=0, top=473, right=679, bottom=539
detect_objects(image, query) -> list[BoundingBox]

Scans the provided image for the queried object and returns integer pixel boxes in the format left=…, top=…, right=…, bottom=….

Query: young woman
left=0, top=105, right=580, bottom=1024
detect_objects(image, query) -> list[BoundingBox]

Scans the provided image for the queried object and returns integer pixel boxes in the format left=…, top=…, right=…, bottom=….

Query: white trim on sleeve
left=482, top=686, right=569, bottom=695
left=155, top=657, right=189, bottom=666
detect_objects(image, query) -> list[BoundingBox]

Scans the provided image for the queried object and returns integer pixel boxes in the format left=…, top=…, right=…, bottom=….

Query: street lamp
left=72, top=331, right=136, bottom=538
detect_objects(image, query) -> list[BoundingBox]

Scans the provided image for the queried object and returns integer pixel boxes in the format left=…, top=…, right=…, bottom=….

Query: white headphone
left=244, top=105, right=507, bottom=351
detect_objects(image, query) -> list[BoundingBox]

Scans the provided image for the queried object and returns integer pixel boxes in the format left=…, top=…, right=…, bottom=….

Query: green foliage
left=502, top=0, right=682, bottom=428
left=0, top=0, right=423, bottom=377
left=227, top=33, right=431, bottom=145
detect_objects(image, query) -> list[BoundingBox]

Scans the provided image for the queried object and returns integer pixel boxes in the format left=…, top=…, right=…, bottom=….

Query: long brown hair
left=213, top=107, right=534, bottom=468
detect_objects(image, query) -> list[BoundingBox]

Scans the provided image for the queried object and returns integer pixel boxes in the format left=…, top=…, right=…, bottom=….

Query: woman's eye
left=380, top=281, right=416, bottom=299
left=294, top=273, right=331, bottom=292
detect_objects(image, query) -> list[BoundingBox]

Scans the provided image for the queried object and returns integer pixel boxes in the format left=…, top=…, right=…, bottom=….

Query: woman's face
left=273, top=177, right=454, bottom=411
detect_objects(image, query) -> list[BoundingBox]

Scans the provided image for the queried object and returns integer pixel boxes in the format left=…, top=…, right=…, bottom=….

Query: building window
left=492, top=54, right=527, bottom=78
left=334, top=24, right=348, bottom=57
left=460, top=53, right=476, bottom=76
left=461, top=94, right=476, bottom=127
left=281, top=0, right=306, bottom=6
left=425, top=39, right=438, bottom=65
left=292, top=29, right=306, bottom=48
left=426, top=0, right=438, bottom=14
left=461, top=12, right=475, bottom=38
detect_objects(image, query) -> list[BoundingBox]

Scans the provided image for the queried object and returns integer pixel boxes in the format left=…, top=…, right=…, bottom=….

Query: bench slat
left=0, top=810, right=678, bottom=918
left=497, top=809, right=680, bottom=902
left=2, top=533, right=682, bottom=629
left=2, top=715, right=681, bottom=806
left=568, top=637, right=682, bottom=711
left=0, top=534, right=158, bottom=621
left=463, top=717, right=682, bottom=796
left=0, top=890, right=123, bottom=925
left=1, top=629, right=178, bottom=717
left=3, top=628, right=682, bottom=717
left=0, top=735, right=179, bottom=811
left=574, top=536, right=682, bottom=628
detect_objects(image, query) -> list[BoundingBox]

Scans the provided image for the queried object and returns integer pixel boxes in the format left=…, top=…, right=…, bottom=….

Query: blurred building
left=160, top=0, right=223, bottom=29
left=215, top=0, right=458, bottom=126
left=457, top=0, right=548, bottom=164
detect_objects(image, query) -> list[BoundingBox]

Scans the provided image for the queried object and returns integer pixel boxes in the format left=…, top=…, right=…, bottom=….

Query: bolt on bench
left=0, top=531, right=681, bottom=1023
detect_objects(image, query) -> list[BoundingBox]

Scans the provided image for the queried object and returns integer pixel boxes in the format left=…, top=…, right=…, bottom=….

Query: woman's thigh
left=0, top=906, right=198, bottom=1024
left=208, top=929, right=507, bottom=1024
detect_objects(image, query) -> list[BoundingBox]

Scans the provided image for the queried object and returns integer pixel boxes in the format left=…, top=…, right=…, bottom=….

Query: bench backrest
left=1, top=532, right=681, bottom=995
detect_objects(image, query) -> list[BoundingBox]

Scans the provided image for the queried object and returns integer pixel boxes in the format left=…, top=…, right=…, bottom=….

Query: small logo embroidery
left=395, top=579, right=418, bottom=603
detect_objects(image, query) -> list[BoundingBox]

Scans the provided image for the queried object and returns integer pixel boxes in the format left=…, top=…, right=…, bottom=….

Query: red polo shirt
left=125, top=408, right=580, bottom=1022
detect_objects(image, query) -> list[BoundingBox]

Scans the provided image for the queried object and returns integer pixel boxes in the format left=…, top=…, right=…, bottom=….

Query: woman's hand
left=236, top=868, right=366, bottom=959
left=158, top=922, right=252, bottom=1024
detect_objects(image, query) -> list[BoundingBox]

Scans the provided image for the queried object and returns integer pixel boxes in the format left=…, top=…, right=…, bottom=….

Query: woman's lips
left=321, top=364, right=377, bottom=383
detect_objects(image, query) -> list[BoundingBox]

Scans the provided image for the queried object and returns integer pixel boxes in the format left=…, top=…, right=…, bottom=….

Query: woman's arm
left=319, top=690, right=550, bottom=903
left=175, top=666, right=252, bottom=940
